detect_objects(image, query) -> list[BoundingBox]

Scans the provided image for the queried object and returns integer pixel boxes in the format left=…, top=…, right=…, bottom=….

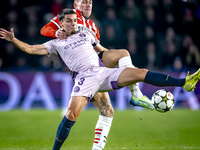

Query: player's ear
left=73, top=3, right=77, bottom=9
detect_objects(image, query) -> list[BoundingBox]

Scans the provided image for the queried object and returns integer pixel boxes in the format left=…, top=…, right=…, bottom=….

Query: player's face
left=60, top=14, right=77, bottom=35
left=74, top=0, right=92, bottom=18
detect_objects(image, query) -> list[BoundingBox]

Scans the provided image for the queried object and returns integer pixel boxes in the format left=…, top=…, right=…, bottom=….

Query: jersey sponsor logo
left=64, top=38, right=89, bottom=50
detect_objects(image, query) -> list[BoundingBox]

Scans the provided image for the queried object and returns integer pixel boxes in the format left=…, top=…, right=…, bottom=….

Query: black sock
left=52, top=116, right=75, bottom=150
left=144, top=71, right=185, bottom=87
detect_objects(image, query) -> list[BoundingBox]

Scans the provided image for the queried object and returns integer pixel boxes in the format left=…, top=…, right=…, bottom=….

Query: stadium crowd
left=0, top=0, right=200, bottom=72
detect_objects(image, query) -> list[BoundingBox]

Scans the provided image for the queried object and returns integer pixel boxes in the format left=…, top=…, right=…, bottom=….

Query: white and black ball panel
left=154, top=95, right=162, bottom=103
left=151, top=89, right=175, bottom=113
left=156, top=89, right=167, bottom=97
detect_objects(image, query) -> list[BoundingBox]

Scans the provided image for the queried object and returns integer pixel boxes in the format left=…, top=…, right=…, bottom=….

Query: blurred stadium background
left=1, top=0, right=200, bottom=149
left=0, top=0, right=200, bottom=110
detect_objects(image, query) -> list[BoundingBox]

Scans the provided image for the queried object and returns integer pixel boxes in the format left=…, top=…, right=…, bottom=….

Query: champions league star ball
left=151, top=89, right=175, bottom=113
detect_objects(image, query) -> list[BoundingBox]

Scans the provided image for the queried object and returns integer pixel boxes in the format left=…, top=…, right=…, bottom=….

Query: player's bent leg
left=117, top=68, right=154, bottom=110
left=65, top=96, right=89, bottom=121
left=144, top=70, right=185, bottom=87
left=117, top=68, right=147, bottom=87
left=102, top=50, right=151, bottom=110
left=91, top=92, right=113, bottom=150
left=118, top=56, right=153, bottom=109
left=91, top=92, right=114, bottom=118
left=53, top=96, right=88, bottom=150
left=137, top=69, right=198, bottom=91
left=102, top=49, right=129, bottom=68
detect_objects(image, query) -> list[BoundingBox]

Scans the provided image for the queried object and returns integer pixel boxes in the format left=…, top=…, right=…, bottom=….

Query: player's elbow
left=28, top=45, right=35, bottom=54
left=119, top=49, right=130, bottom=57
left=40, top=28, right=45, bottom=36
left=139, top=68, right=149, bottom=75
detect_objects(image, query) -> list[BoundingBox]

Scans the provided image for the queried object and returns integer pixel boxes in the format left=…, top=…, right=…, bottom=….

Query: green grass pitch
left=0, top=109, right=200, bottom=150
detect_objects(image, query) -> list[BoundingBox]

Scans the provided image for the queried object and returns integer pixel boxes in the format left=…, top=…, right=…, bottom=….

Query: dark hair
left=58, top=8, right=76, bottom=21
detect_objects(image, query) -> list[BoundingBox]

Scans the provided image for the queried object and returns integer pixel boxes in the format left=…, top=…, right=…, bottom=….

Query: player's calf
left=92, top=92, right=114, bottom=118
left=53, top=116, right=75, bottom=150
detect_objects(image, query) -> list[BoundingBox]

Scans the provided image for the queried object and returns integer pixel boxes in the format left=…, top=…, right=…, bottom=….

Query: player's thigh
left=92, top=92, right=114, bottom=117
left=102, top=49, right=129, bottom=68
left=66, top=96, right=89, bottom=121
left=117, top=68, right=148, bottom=87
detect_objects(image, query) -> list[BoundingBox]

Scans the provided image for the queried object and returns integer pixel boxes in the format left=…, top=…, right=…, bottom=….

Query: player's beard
left=71, top=30, right=77, bottom=34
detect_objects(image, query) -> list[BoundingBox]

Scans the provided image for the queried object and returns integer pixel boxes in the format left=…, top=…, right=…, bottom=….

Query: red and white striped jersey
left=50, top=9, right=100, bottom=41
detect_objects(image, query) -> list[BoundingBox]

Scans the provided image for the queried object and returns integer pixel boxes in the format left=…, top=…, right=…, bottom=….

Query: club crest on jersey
left=74, top=86, right=80, bottom=92
left=79, top=33, right=86, bottom=37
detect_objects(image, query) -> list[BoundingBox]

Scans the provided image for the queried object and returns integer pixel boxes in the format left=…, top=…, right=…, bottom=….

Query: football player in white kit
left=41, top=1, right=154, bottom=149
left=1, top=9, right=200, bottom=150
left=41, top=0, right=152, bottom=112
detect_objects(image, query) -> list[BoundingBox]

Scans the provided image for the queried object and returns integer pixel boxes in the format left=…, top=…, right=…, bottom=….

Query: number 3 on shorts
left=78, top=78, right=85, bottom=85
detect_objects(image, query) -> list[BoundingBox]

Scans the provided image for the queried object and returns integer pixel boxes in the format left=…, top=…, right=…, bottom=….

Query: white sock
left=118, top=56, right=143, bottom=98
left=92, top=115, right=113, bottom=150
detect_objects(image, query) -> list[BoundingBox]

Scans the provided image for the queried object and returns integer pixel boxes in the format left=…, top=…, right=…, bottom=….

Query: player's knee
left=140, top=68, right=148, bottom=74
left=65, top=111, right=78, bottom=121
left=119, top=49, right=130, bottom=57
left=138, top=68, right=149, bottom=78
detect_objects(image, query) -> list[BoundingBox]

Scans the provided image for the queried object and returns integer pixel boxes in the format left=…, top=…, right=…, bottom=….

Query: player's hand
left=55, top=28, right=67, bottom=40
left=0, top=28, right=15, bottom=41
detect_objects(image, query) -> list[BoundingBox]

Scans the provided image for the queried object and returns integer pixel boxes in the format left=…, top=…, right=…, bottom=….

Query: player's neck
left=67, top=31, right=78, bottom=37
left=81, top=12, right=90, bottom=20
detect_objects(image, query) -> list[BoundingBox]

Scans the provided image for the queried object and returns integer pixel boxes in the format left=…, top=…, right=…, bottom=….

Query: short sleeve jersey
left=50, top=9, right=100, bottom=41
left=44, top=31, right=99, bottom=72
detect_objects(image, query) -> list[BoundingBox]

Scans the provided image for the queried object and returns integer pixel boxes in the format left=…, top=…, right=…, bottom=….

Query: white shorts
left=71, top=66, right=125, bottom=101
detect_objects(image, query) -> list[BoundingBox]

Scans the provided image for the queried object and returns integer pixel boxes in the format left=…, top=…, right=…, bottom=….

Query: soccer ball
left=151, top=89, right=175, bottom=113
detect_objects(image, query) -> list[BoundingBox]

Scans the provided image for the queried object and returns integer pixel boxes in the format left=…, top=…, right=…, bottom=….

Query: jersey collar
left=81, top=11, right=90, bottom=20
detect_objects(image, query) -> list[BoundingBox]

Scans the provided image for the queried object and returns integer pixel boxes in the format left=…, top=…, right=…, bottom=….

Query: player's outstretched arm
left=0, top=28, right=49, bottom=55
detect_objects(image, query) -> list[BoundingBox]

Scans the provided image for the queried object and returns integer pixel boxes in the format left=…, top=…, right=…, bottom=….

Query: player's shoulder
left=78, top=31, right=93, bottom=38
left=75, top=9, right=82, bottom=15
left=51, top=15, right=59, bottom=21
left=78, top=30, right=89, bottom=35
left=47, top=39, right=60, bottom=45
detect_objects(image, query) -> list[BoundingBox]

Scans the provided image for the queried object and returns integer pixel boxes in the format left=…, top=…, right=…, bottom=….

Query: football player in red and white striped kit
left=40, top=0, right=152, bottom=150
left=2, top=8, right=199, bottom=150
